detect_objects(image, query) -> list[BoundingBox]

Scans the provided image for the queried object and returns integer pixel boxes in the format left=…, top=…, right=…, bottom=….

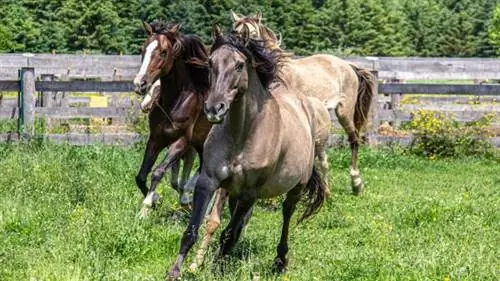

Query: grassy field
left=0, top=143, right=498, bottom=281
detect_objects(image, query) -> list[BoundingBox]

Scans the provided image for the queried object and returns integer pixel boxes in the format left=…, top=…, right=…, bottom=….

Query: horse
left=166, top=25, right=330, bottom=280
left=133, top=20, right=211, bottom=215
left=231, top=11, right=376, bottom=195
left=138, top=80, right=198, bottom=209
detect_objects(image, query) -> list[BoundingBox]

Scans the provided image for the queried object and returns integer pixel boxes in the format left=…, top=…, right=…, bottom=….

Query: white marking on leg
left=143, top=192, right=156, bottom=207
left=134, top=40, right=158, bottom=87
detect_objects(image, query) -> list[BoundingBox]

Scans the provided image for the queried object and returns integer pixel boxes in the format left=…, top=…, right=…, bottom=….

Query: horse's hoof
left=166, top=266, right=181, bottom=281
left=188, top=262, right=198, bottom=273
left=272, top=257, right=287, bottom=274
left=137, top=206, right=151, bottom=219
left=179, top=193, right=192, bottom=207
left=352, top=182, right=364, bottom=196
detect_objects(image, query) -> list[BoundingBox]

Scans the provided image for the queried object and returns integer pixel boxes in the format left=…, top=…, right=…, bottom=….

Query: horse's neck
left=159, top=60, right=194, bottom=109
left=226, top=69, right=271, bottom=144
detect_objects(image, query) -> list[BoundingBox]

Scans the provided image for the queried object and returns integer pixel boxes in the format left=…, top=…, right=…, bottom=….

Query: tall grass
left=0, top=143, right=498, bottom=280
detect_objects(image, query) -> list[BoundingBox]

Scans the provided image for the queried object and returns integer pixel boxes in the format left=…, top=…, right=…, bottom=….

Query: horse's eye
left=236, top=62, right=244, bottom=72
left=160, top=51, right=167, bottom=58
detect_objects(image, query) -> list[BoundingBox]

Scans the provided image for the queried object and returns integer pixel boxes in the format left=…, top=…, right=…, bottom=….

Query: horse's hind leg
left=179, top=146, right=196, bottom=206
left=169, top=160, right=180, bottom=193
left=218, top=196, right=255, bottom=258
left=335, top=105, right=364, bottom=195
left=316, top=146, right=330, bottom=198
left=274, top=185, right=301, bottom=273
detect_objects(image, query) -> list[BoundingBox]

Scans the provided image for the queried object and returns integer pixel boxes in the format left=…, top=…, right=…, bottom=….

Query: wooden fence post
left=41, top=74, right=55, bottom=108
left=20, top=67, right=36, bottom=138
left=367, top=71, right=379, bottom=147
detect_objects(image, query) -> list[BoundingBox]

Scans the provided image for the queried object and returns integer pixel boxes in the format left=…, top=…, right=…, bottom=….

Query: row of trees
left=0, top=0, right=499, bottom=56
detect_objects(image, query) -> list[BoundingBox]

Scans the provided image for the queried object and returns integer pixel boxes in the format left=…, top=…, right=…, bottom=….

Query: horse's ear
left=169, top=23, right=181, bottom=34
left=240, top=24, right=251, bottom=45
left=142, top=20, right=153, bottom=35
left=230, top=10, right=241, bottom=22
left=212, top=24, right=223, bottom=40
left=255, top=11, right=262, bottom=24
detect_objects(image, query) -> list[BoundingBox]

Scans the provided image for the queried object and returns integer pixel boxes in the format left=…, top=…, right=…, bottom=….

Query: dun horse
left=166, top=25, right=330, bottom=280
left=133, top=20, right=211, bottom=214
left=231, top=11, right=376, bottom=195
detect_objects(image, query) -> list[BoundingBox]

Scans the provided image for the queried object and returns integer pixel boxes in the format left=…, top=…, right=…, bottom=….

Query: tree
left=489, top=5, right=500, bottom=56
left=0, top=1, right=40, bottom=52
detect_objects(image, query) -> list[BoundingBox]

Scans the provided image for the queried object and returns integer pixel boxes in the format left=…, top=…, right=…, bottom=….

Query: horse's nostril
left=216, top=103, right=226, bottom=113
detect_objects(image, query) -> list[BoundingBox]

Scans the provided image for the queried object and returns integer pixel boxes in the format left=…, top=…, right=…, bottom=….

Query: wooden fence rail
left=1, top=54, right=500, bottom=80
left=1, top=66, right=500, bottom=146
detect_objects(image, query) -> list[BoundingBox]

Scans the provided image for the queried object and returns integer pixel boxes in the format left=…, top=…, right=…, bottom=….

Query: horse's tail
left=298, top=166, right=326, bottom=224
left=351, top=64, right=376, bottom=135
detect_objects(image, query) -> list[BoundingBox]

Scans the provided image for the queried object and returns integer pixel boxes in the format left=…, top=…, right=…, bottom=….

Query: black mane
left=210, top=33, right=279, bottom=90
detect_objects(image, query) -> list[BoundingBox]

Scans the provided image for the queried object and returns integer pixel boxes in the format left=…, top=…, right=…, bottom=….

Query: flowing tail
left=350, top=64, right=376, bottom=136
left=298, top=166, right=327, bottom=223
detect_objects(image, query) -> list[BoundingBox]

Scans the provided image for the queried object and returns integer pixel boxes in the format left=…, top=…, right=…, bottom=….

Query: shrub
left=404, top=110, right=496, bottom=158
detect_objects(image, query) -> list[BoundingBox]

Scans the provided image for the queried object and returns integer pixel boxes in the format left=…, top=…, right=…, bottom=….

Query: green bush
left=404, top=110, right=496, bottom=158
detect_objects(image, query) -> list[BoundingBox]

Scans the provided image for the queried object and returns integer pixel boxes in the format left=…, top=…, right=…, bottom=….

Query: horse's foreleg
left=167, top=171, right=218, bottom=280
left=135, top=136, right=164, bottom=197
left=218, top=196, right=255, bottom=258
left=189, top=189, right=228, bottom=272
left=148, top=137, right=190, bottom=207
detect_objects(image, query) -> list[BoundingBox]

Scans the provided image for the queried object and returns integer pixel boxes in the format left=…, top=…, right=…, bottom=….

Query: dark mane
left=210, top=33, right=280, bottom=89
left=149, top=20, right=210, bottom=92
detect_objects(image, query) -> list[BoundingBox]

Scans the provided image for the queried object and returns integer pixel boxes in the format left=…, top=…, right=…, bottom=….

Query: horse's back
left=283, top=54, right=359, bottom=111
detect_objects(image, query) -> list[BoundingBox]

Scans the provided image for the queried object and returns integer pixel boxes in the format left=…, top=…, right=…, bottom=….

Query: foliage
left=404, top=110, right=496, bottom=158
left=490, top=5, right=500, bottom=55
left=0, top=144, right=498, bottom=280
left=0, top=0, right=497, bottom=56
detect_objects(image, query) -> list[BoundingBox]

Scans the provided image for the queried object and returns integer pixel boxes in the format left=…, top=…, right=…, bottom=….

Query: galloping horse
left=139, top=80, right=198, bottom=207
left=166, top=25, right=330, bottom=280
left=133, top=20, right=211, bottom=214
left=231, top=11, right=376, bottom=195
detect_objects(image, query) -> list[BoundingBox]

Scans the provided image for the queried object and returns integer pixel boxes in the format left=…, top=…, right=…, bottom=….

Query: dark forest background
left=1, top=0, right=499, bottom=56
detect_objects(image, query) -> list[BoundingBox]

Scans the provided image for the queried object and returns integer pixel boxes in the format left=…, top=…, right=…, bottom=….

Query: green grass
left=0, top=144, right=498, bottom=281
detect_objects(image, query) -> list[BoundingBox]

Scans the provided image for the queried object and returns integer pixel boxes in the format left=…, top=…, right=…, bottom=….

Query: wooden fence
left=1, top=55, right=499, bottom=146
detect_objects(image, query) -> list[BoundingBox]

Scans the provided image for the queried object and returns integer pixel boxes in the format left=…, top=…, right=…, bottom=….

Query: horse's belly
left=257, top=173, right=302, bottom=198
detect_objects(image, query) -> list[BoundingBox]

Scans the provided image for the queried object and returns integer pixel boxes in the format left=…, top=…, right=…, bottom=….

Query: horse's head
left=206, top=25, right=278, bottom=124
left=231, top=11, right=282, bottom=50
left=133, top=21, right=181, bottom=96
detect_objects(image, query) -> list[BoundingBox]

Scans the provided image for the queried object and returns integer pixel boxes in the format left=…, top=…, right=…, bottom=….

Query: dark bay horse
left=139, top=80, right=198, bottom=207
left=133, top=20, right=211, bottom=215
left=166, top=25, right=330, bottom=280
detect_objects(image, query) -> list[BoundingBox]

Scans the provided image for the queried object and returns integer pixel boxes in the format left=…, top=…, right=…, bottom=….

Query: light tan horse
left=166, top=25, right=330, bottom=280
left=232, top=11, right=376, bottom=195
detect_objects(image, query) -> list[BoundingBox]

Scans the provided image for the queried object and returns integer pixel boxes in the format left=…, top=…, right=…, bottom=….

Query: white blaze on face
left=134, top=40, right=159, bottom=87
left=140, top=79, right=161, bottom=112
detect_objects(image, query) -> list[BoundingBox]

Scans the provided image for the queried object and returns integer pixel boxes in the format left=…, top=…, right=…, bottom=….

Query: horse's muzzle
left=134, top=80, right=149, bottom=96
left=204, top=101, right=227, bottom=124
